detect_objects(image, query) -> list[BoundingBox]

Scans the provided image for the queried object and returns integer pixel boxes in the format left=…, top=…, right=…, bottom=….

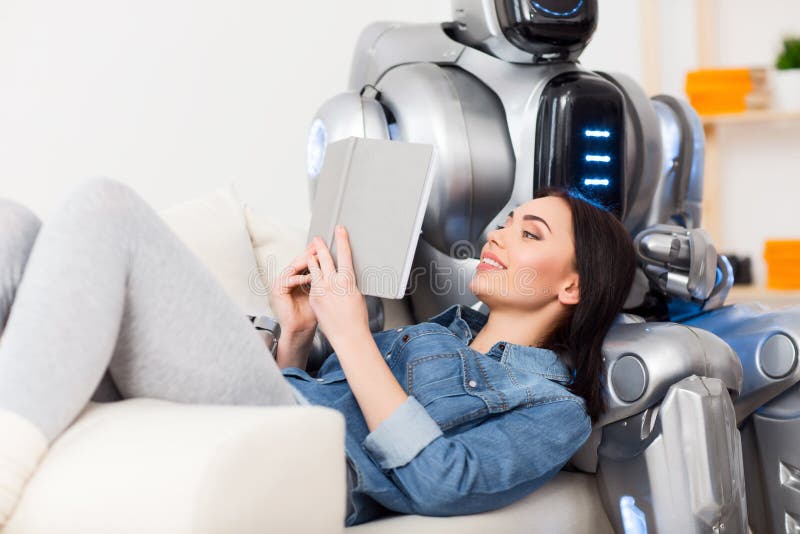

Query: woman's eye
left=523, top=231, right=540, bottom=240
left=495, top=224, right=539, bottom=240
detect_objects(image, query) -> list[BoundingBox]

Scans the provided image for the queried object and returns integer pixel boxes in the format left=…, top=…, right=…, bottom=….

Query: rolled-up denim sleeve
left=362, top=395, right=443, bottom=469
left=363, top=397, right=592, bottom=517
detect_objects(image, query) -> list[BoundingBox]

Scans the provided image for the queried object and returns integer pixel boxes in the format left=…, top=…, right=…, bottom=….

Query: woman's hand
left=307, top=225, right=370, bottom=347
left=268, top=242, right=318, bottom=338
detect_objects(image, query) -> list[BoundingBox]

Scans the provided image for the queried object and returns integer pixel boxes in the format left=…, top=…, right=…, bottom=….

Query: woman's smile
left=477, top=251, right=507, bottom=272
left=476, top=258, right=506, bottom=272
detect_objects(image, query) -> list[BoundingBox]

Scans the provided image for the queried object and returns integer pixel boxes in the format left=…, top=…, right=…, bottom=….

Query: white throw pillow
left=242, top=204, right=307, bottom=317
left=159, top=184, right=268, bottom=316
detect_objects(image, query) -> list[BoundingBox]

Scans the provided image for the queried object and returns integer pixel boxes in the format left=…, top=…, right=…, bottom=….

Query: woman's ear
left=558, top=275, right=580, bottom=306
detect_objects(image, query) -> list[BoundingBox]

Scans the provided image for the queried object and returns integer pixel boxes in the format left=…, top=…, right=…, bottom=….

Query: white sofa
left=4, top=185, right=614, bottom=534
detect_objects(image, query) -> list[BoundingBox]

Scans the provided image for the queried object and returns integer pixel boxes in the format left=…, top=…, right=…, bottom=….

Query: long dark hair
left=534, top=187, right=637, bottom=424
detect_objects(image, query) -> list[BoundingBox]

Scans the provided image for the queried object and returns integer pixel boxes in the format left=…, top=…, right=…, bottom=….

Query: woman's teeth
left=481, top=258, right=505, bottom=269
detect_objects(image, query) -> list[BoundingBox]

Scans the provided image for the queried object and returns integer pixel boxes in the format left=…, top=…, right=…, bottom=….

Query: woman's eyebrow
left=507, top=210, right=552, bottom=234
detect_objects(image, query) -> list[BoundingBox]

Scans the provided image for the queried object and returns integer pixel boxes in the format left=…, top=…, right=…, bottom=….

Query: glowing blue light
left=619, top=495, right=648, bottom=534
left=585, top=129, right=611, bottom=138
left=388, top=122, right=400, bottom=140
left=306, top=119, right=328, bottom=178
left=530, top=0, right=585, bottom=17
left=585, top=155, right=611, bottom=163
left=583, top=178, right=610, bottom=186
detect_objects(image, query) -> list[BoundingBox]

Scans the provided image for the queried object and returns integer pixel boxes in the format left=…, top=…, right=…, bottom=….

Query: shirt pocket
left=407, top=352, right=490, bottom=431
left=458, top=348, right=570, bottom=412
left=457, top=348, right=535, bottom=413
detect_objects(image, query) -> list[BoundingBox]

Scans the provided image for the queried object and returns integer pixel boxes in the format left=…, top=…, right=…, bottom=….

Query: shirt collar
left=426, top=303, right=574, bottom=385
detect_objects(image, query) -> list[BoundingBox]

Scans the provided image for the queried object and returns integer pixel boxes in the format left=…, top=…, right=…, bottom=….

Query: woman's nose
left=488, top=226, right=504, bottom=247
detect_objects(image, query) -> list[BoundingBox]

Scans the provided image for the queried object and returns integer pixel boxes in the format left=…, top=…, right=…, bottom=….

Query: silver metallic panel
left=347, top=21, right=401, bottom=90
left=645, top=96, right=706, bottom=230
left=597, top=376, right=747, bottom=533
left=685, top=303, right=800, bottom=423
left=307, top=92, right=389, bottom=203
left=611, top=354, right=648, bottom=403
left=760, top=333, right=798, bottom=379
left=597, top=321, right=742, bottom=429
left=404, top=238, right=483, bottom=322
left=450, top=0, right=536, bottom=63
left=678, top=301, right=800, bottom=533
left=348, top=23, right=466, bottom=90
left=375, top=62, right=514, bottom=254
left=749, top=393, right=800, bottom=534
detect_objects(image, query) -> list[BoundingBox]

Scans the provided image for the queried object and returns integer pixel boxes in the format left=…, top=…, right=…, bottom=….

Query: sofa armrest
left=7, top=399, right=347, bottom=534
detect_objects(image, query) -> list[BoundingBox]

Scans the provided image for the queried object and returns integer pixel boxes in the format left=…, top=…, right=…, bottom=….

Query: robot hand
left=633, top=224, right=733, bottom=311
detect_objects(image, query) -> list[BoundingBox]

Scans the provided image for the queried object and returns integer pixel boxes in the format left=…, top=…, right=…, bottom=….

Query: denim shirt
left=281, top=303, right=592, bottom=527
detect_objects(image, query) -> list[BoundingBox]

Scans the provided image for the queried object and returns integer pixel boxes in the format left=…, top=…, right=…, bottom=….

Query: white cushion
left=159, top=183, right=267, bottom=316
left=242, top=204, right=308, bottom=317
left=346, top=470, right=612, bottom=534
left=6, top=399, right=347, bottom=534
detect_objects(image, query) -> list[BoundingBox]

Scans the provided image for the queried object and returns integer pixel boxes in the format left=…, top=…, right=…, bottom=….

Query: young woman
left=0, top=177, right=635, bottom=527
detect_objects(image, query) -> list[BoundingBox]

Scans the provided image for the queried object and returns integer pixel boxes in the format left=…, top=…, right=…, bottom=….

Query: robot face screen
left=535, top=72, right=626, bottom=217
left=495, top=0, right=598, bottom=58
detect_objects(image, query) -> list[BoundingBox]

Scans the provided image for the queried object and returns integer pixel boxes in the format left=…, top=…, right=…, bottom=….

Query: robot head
left=450, top=0, right=598, bottom=63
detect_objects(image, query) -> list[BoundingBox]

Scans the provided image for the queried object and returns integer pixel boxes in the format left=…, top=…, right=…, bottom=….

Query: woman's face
left=469, top=196, right=579, bottom=311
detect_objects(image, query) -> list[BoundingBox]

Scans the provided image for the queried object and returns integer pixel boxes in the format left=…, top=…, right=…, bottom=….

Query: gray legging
left=0, top=177, right=301, bottom=443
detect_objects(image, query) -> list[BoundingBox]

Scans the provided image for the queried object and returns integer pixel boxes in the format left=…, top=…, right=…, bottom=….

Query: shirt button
left=499, top=343, right=506, bottom=350
left=386, top=352, right=392, bottom=359
left=396, top=328, right=403, bottom=332
left=468, top=380, right=477, bottom=388
left=316, top=378, right=325, bottom=382
left=402, top=334, right=409, bottom=342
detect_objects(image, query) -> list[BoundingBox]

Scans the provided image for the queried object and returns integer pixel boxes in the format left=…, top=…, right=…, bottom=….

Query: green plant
left=776, top=37, right=800, bottom=70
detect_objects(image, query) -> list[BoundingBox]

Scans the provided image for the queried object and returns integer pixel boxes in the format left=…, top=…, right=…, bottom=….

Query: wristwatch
left=247, top=315, right=281, bottom=355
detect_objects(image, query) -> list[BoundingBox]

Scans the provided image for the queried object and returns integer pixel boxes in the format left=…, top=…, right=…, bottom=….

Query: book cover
left=307, top=136, right=436, bottom=300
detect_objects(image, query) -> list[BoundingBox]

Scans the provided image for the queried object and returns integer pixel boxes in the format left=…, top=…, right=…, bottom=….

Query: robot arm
left=633, top=224, right=734, bottom=313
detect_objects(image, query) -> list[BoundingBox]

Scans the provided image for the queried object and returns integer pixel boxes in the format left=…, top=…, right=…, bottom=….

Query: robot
left=304, top=1, right=800, bottom=532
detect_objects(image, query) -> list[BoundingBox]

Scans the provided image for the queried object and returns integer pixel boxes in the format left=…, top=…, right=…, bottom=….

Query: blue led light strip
left=583, top=178, right=610, bottom=186
left=585, top=155, right=611, bottom=163
left=530, top=0, right=585, bottom=17
left=585, top=129, right=610, bottom=138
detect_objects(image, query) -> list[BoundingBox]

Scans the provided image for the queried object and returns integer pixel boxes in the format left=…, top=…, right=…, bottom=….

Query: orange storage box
left=685, top=68, right=755, bottom=115
left=764, top=240, right=800, bottom=289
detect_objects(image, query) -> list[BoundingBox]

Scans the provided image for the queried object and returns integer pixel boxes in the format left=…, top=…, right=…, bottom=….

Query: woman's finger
left=312, top=236, right=336, bottom=277
left=282, top=245, right=314, bottom=276
left=281, top=273, right=312, bottom=291
left=280, top=258, right=306, bottom=278
left=307, top=252, right=323, bottom=283
left=335, top=225, right=355, bottom=277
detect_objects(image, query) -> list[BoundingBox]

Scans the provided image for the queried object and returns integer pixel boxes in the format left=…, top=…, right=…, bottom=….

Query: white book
left=307, top=137, right=436, bottom=300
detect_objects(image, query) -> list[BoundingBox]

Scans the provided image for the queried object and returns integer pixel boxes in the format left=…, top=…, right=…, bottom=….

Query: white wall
left=580, top=0, right=642, bottom=84
left=706, top=0, right=800, bottom=284
left=716, top=0, right=800, bottom=68
left=656, top=0, right=697, bottom=97
left=0, top=0, right=450, bottom=228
